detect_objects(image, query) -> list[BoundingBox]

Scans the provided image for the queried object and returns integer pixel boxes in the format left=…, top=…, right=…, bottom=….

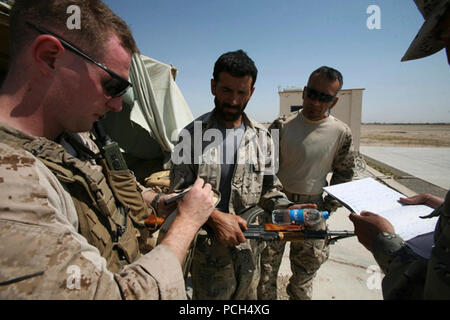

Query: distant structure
left=278, top=87, right=364, bottom=151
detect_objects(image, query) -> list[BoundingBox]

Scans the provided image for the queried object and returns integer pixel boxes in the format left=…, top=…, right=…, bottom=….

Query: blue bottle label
left=289, top=209, right=305, bottom=224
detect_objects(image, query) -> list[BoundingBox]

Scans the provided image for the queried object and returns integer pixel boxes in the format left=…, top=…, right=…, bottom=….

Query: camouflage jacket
left=170, top=111, right=292, bottom=215
left=0, top=123, right=185, bottom=299
left=371, top=191, right=450, bottom=299
left=270, top=111, right=355, bottom=213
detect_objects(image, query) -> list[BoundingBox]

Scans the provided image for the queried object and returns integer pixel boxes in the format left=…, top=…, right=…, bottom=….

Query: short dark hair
left=213, top=49, right=258, bottom=87
left=9, top=0, right=139, bottom=63
left=308, top=66, right=343, bottom=91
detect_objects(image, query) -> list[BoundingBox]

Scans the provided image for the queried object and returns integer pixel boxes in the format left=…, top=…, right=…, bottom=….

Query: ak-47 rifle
left=240, top=206, right=355, bottom=245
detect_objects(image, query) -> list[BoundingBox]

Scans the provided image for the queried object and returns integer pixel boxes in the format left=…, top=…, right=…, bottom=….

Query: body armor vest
left=0, top=128, right=150, bottom=273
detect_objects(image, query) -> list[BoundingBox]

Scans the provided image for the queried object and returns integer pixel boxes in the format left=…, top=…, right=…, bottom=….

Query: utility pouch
left=104, top=165, right=150, bottom=223
left=103, top=164, right=157, bottom=253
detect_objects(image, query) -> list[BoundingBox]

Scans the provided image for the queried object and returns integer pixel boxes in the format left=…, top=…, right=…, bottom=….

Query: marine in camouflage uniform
left=0, top=123, right=186, bottom=299
left=258, top=66, right=355, bottom=300
left=0, top=0, right=215, bottom=299
left=170, top=110, right=292, bottom=300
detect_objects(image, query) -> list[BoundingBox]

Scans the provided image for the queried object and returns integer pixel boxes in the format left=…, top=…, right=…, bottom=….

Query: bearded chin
left=214, top=97, right=246, bottom=122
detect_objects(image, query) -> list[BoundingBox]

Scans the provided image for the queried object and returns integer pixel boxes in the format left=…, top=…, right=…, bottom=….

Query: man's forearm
left=160, top=215, right=200, bottom=266
left=331, top=130, right=355, bottom=186
left=207, top=209, right=222, bottom=226
left=259, top=174, right=292, bottom=212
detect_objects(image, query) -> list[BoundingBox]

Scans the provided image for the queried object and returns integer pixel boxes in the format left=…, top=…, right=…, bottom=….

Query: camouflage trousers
left=257, top=194, right=329, bottom=300
left=192, top=232, right=265, bottom=300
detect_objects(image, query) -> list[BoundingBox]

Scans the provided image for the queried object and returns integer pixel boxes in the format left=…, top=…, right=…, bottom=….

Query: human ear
left=249, top=86, right=255, bottom=97
left=31, top=35, right=65, bottom=75
left=329, top=97, right=339, bottom=110
left=211, top=78, right=216, bottom=96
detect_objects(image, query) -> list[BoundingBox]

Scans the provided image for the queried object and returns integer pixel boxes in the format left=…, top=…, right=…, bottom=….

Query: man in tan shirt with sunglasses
left=258, top=66, right=355, bottom=300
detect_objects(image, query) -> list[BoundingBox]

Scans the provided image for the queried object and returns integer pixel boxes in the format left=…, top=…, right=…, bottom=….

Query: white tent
left=100, top=54, right=194, bottom=181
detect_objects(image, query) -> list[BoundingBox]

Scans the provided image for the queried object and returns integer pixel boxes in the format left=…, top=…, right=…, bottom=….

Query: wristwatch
left=151, top=193, right=162, bottom=213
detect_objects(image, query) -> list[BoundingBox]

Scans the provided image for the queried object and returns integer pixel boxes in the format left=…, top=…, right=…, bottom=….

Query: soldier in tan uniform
left=170, top=50, right=309, bottom=299
left=350, top=0, right=450, bottom=299
left=258, top=66, right=355, bottom=300
left=0, top=0, right=215, bottom=299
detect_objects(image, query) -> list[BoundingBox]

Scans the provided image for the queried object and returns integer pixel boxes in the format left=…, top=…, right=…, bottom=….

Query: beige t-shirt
left=275, top=111, right=353, bottom=195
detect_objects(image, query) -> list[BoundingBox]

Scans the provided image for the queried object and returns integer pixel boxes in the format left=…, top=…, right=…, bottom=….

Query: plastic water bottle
left=272, top=208, right=329, bottom=226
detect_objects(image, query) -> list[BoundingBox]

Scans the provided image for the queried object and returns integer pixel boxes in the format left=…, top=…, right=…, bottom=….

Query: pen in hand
left=163, top=190, right=189, bottom=206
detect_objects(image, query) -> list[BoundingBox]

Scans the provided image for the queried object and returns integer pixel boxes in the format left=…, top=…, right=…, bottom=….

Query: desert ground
left=360, top=123, right=450, bottom=147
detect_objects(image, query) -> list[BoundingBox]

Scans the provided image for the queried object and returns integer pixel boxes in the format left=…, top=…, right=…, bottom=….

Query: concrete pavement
left=360, top=146, right=450, bottom=190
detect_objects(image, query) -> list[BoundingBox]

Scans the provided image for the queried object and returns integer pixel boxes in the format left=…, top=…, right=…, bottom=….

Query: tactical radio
left=93, top=121, right=128, bottom=171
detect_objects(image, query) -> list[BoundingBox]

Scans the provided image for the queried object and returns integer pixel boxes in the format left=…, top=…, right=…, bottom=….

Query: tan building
left=278, top=87, right=364, bottom=151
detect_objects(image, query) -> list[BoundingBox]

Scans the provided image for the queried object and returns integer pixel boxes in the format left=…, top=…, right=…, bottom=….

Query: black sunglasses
left=26, top=22, right=132, bottom=98
left=305, top=86, right=336, bottom=103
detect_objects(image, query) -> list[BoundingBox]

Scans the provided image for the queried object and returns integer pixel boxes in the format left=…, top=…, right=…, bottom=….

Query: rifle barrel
left=243, top=227, right=355, bottom=242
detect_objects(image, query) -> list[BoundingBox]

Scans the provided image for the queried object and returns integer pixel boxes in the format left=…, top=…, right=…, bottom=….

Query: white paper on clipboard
left=323, top=178, right=438, bottom=258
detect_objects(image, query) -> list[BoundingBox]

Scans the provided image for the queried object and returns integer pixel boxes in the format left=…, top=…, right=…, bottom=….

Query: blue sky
left=104, top=0, right=450, bottom=123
